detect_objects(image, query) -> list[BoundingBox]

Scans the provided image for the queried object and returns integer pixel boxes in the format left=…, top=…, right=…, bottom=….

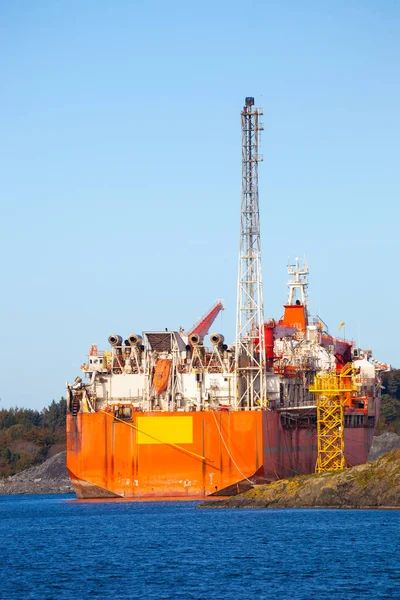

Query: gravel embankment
left=0, top=451, right=74, bottom=495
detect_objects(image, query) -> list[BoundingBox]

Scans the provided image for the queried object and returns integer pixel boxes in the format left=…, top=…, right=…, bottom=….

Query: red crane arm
left=186, top=300, right=224, bottom=338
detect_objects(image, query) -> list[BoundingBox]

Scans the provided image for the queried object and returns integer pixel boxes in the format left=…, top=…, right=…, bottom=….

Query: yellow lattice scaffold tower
left=309, top=364, right=357, bottom=473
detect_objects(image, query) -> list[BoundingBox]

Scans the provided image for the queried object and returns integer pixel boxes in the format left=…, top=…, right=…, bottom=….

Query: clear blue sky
left=0, top=1, right=399, bottom=409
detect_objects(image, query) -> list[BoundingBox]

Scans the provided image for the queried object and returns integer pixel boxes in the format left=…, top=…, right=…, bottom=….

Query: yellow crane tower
left=309, top=364, right=357, bottom=473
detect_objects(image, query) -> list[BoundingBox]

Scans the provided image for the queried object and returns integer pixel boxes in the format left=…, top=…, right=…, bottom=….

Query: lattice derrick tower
left=309, top=364, right=357, bottom=473
left=235, top=97, right=266, bottom=409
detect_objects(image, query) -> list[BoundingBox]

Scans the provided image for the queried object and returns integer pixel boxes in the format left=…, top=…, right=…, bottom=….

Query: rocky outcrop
left=0, top=451, right=74, bottom=495
left=368, top=432, right=400, bottom=462
left=200, top=450, right=400, bottom=509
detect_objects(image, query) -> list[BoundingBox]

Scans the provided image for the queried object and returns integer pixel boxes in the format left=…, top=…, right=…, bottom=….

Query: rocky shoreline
left=199, top=450, right=400, bottom=509
left=0, top=452, right=74, bottom=496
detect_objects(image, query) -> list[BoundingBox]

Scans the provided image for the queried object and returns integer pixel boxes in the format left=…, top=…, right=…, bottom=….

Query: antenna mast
left=235, top=97, right=266, bottom=409
left=287, top=257, right=309, bottom=306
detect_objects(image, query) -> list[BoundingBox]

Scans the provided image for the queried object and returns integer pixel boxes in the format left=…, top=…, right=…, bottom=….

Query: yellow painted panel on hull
left=136, top=416, right=193, bottom=445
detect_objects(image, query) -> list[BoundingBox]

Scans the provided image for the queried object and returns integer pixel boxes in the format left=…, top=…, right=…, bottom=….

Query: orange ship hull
left=67, top=411, right=264, bottom=498
left=66, top=410, right=374, bottom=499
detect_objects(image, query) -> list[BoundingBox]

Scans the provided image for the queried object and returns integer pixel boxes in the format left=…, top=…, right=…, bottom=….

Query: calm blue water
left=0, top=495, right=398, bottom=600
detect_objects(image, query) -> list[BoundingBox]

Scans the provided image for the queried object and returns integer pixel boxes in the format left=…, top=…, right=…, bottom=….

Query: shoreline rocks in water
left=199, top=450, right=400, bottom=509
left=0, top=451, right=74, bottom=496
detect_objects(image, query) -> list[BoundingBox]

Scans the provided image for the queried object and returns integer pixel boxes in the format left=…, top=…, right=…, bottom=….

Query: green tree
left=42, top=398, right=67, bottom=432
left=378, top=394, right=400, bottom=433
left=382, top=369, right=400, bottom=400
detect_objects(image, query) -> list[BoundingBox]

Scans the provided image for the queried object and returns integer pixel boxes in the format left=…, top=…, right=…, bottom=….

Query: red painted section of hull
left=261, top=412, right=372, bottom=479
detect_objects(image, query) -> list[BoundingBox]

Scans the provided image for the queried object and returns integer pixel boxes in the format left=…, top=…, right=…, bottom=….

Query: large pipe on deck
left=108, top=334, right=123, bottom=347
left=128, top=334, right=143, bottom=346
left=190, top=333, right=204, bottom=346
left=210, top=332, right=225, bottom=346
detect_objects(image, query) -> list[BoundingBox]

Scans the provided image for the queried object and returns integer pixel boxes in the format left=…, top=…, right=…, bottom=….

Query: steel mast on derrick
left=235, top=97, right=266, bottom=409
